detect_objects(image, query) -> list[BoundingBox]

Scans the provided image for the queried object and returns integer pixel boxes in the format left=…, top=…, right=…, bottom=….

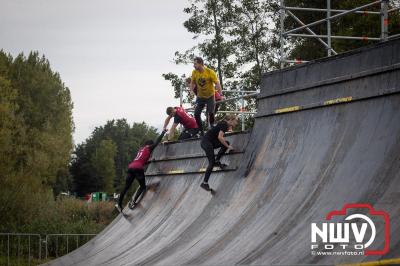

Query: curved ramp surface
left=46, top=38, right=400, bottom=265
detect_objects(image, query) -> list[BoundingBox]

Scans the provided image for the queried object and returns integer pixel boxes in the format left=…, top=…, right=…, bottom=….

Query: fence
left=0, top=233, right=97, bottom=265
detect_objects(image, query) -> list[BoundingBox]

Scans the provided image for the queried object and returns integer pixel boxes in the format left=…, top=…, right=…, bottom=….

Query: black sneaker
left=214, top=161, right=228, bottom=169
left=128, top=201, right=137, bottom=210
left=200, top=182, right=211, bottom=191
left=115, top=204, right=123, bottom=213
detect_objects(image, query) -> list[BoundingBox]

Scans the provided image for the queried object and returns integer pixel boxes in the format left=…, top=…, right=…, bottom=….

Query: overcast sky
left=0, top=0, right=196, bottom=144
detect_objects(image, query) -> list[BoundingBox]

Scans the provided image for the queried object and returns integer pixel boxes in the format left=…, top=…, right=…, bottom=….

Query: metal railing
left=0, top=233, right=97, bottom=265
left=0, top=233, right=41, bottom=266
left=44, top=234, right=96, bottom=260
left=184, top=90, right=259, bottom=131
left=279, top=0, right=400, bottom=67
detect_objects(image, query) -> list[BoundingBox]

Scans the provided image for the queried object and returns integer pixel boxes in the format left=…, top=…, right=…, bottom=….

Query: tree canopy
left=70, top=119, right=159, bottom=196
left=0, top=50, right=74, bottom=229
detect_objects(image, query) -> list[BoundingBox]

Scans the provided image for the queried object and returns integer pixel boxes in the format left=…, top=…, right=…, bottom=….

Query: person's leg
left=178, top=129, right=191, bottom=140
left=209, top=113, right=215, bottom=127
left=133, top=170, right=147, bottom=204
left=188, top=128, right=200, bottom=138
left=118, top=170, right=135, bottom=207
left=214, top=101, right=220, bottom=114
left=206, top=96, right=216, bottom=127
left=194, top=98, right=206, bottom=135
left=201, top=139, right=215, bottom=184
left=215, top=140, right=230, bottom=162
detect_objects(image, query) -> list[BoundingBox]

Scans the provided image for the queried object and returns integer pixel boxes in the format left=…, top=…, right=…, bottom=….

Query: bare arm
left=163, top=116, right=172, bottom=131
left=217, top=131, right=230, bottom=149
left=215, top=81, right=222, bottom=94
left=168, top=123, right=178, bottom=141
left=190, top=80, right=196, bottom=96
left=149, top=130, right=167, bottom=152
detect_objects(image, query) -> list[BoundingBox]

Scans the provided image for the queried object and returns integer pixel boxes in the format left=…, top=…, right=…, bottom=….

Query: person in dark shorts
left=200, top=114, right=238, bottom=191
left=190, top=57, right=222, bottom=135
left=188, top=76, right=224, bottom=126
left=116, top=129, right=167, bottom=211
left=163, top=106, right=200, bottom=141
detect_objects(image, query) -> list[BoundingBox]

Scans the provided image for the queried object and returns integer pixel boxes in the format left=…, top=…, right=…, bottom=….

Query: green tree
left=70, top=119, right=158, bottom=196
left=163, top=0, right=239, bottom=108
left=163, top=0, right=278, bottom=129
left=91, top=139, right=117, bottom=194
left=0, top=50, right=74, bottom=231
left=231, top=0, right=276, bottom=87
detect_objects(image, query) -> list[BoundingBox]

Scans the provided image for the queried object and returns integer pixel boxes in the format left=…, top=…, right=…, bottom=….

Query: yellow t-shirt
left=191, top=67, right=218, bottom=99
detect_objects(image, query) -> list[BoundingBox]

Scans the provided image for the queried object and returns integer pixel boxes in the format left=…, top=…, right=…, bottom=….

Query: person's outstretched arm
left=149, top=129, right=167, bottom=152
left=215, top=81, right=222, bottom=94
left=167, top=123, right=178, bottom=141
left=163, top=116, right=172, bottom=131
left=190, top=79, right=196, bottom=95
left=218, top=130, right=234, bottom=152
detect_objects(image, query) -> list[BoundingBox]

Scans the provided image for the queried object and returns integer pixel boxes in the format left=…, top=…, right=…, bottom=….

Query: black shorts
left=196, top=96, right=216, bottom=114
left=179, top=128, right=200, bottom=140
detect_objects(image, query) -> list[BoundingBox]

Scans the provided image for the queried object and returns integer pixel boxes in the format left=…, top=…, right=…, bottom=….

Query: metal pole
left=327, top=0, right=332, bottom=56
left=185, top=92, right=258, bottom=113
left=287, top=33, right=381, bottom=41
left=217, top=92, right=259, bottom=105
left=221, top=90, right=258, bottom=93
left=39, top=235, right=41, bottom=261
left=381, top=0, right=389, bottom=41
left=66, top=235, right=69, bottom=254
left=388, top=33, right=400, bottom=40
left=7, top=234, right=9, bottom=266
left=18, top=235, right=20, bottom=265
left=283, top=59, right=310, bottom=63
left=28, top=235, right=31, bottom=266
left=45, top=235, right=48, bottom=260
left=388, top=7, right=400, bottom=13
left=280, top=0, right=285, bottom=68
left=284, top=0, right=382, bottom=35
left=283, top=6, right=381, bottom=15
left=286, top=10, right=337, bottom=55
left=217, top=110, right=256, bottom=114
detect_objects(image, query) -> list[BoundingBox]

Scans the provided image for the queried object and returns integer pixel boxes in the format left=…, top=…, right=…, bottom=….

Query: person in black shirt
left=200, top=114, right=238, bottom=191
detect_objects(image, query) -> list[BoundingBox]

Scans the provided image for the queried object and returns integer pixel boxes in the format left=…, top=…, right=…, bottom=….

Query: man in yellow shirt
left=190, top=57, right=222, bottom=135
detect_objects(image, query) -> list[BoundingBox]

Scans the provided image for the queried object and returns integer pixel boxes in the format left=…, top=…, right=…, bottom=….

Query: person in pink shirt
left=116, top=129, right=167, bottom=212
left=163, top=106, right=200, bottom=141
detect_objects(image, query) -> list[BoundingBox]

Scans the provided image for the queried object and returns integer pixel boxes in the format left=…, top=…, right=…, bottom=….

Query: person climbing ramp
left=200, top=114, right=238, bottom=192
left=116, top=129, right=167, bottom=212
left=190, top=57, right=221, bottom=134
left=163, top=106, right=199, bottom=141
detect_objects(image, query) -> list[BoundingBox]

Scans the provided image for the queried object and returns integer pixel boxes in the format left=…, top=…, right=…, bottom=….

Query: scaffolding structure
left=279, top=0, right=400, bottom=67
left=177, top=1, right=400, bottom=131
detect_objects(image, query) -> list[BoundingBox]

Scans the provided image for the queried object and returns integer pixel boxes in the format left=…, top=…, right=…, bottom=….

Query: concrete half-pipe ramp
left=46, top=38, right=400, bottom=265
